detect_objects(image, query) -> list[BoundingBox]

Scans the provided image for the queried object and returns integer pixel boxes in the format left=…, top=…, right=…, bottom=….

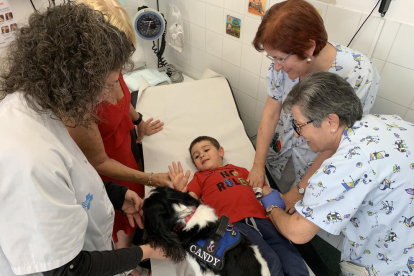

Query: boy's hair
left=189, top=136, right=221, bottom=159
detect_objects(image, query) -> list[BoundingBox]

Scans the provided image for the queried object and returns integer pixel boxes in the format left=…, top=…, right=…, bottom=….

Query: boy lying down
left=168, top=136, right=308, bottom=276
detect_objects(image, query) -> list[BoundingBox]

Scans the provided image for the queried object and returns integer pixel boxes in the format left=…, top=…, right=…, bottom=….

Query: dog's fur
left=143, top=187, right=271, bottom=276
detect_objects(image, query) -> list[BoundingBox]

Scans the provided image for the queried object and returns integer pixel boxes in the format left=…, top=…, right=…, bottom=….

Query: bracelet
left=147, top=172, right=154, bottom=188
left=132, top=112, right=143, bottom=125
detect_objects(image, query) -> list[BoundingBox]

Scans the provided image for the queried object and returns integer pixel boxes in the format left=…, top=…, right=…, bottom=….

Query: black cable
left=152, top=17, right=172, bottom=76
left=29, top=0, right=38, bottom=12
left=347, top=0, right=381, bottom=47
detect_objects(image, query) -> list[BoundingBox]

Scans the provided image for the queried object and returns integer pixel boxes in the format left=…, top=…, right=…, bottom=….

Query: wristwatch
left=297, top=185, right=305, bottom=195
left=132, top=112, right=143, bottom=125
left=266, top=205, right=279, bottom=216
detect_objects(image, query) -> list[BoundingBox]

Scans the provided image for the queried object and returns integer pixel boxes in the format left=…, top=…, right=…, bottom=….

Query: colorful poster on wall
left=225, top=15, right=241, bottom=38
left=0, top=0, right=17, bottom=48
left=248, top=0, right=266, bottom=17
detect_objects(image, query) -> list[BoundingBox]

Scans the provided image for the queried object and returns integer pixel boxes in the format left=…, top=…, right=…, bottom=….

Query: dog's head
left=142, top=187, right=217, bottom=263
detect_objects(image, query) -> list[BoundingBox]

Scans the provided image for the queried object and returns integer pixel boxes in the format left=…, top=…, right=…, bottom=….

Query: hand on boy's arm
left=283, top=188, right=303, bottom=214
left=168, top=161, right=190, bottom=192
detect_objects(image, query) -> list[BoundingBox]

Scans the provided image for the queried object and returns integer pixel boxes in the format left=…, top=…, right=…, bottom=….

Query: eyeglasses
left=292, top=119, right=314, bottom=136
left=266, top=52, right=293, bottom=65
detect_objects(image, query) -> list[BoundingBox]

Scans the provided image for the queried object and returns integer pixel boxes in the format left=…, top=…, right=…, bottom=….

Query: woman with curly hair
left=70, top=0, right=172, bottom=253
left=0, top=4, right=164, bottom=276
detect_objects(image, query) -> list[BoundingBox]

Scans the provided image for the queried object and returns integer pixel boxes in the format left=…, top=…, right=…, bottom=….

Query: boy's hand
left=168, top=161, right=190, bottom=192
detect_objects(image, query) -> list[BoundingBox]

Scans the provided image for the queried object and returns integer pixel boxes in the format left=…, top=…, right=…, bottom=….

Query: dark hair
left=189, top=136, right=221, bottom=159
left=0, top=3, right=131, bottom=127
left=283, top=72, right=363, bottom=127
left=252, top=0, right=327, bottom=60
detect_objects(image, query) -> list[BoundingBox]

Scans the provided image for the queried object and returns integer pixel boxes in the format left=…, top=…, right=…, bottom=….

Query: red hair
left=252, top=0, right=327, bottom=60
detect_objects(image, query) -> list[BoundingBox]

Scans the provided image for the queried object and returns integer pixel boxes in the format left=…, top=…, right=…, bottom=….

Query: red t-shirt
left=187, top=164, right=267, bottom=223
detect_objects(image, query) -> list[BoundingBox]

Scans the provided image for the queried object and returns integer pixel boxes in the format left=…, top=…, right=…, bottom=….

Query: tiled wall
left=157, top=0, right=414, bottom=141
left=4, top=0, right=414, bottom=140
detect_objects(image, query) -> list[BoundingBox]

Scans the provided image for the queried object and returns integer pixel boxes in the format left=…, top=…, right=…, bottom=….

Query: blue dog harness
left=186, top=216, right=241, bottom=271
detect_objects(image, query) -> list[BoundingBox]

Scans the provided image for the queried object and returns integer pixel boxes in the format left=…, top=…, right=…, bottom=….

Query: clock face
left=136, top=13, right=162, bottom=39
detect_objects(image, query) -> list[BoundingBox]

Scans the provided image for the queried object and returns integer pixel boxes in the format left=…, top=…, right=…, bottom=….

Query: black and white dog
left=142, top=187, right=271, bottom=276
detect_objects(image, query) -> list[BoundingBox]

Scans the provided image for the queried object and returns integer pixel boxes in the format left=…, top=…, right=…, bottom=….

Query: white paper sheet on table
left=136, top=76, right=256, bottom=191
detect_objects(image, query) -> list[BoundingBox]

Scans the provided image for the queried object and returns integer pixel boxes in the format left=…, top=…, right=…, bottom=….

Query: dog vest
left=186, top=215, right=241, bottom=271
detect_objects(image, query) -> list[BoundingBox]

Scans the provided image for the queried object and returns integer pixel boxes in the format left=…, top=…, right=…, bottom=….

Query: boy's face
left=191, top=140, right=224, bottom=171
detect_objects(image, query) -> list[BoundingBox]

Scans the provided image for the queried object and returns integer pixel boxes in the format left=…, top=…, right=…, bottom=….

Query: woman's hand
left=283, top=188, right=303, bottom=214
left=247, top=164, right=265, bottom=188
left=122, top=189, right=144, bottom=229
left=151, top=172, right=173, bottom=188
left=168, top=161, right=190, bottom=192
left=136, top=118, right=164, bottom=143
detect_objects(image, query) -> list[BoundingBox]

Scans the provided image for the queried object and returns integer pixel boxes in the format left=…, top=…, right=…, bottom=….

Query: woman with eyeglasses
left=248, top=0, right=380, bottom=214
left=260, top=71, right=414, bottom=276
left=68, top=0, right=172, bottom=257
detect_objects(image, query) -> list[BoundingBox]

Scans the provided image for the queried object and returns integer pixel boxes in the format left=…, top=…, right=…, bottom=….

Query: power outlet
left=316, top=0, right=336, bottom=4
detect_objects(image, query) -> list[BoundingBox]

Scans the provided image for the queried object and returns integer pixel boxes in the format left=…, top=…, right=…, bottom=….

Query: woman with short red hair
left=248, top=0, right=380, bottom=212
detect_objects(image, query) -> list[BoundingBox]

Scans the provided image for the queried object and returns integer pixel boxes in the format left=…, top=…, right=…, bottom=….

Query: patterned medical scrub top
left=266, top=43, right=380, bottom=184
left=296, top=114, right=414, bottom=275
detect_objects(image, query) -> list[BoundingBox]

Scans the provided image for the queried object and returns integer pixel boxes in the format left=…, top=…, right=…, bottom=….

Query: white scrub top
left=0, top=92, right=115, bottom=275
left=266, top=43, right=380, bottom=184
left=296, top=114, right=414, bottom=275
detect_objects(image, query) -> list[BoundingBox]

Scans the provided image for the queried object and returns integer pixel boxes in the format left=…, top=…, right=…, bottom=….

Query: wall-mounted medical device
left=378, top=0, right=392, bottom=17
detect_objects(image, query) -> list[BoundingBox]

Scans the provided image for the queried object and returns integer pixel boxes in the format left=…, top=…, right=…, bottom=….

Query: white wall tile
left=222, top=36, right=242, bottom=66
left=237, top=91, right=256, bottom=119
left=240, top=113, right=256, bottom=138
left=206, top=30, right=223, bottom=58
left=258, top=78, right=268, bottom=103
left=324, top=6, right=362, bottom=46
left=269, top=0, right=285, bottom=6
left=404, top=109, right=414, bottom=124
left=411, top=100, right=414, bottom=110
left=261, top=53, right=272, bottom=78
left=224, top=0, right=246, bottom=15
left=239, top=69, right=259, bottom=98
left=190, top=47, right=207, bottom=72
left=206, top=0, right=225, bottom=8
left=175, top=42, right=192, bottom=65
left=183, top=21, right=190, bottom=45
left=349, top=15, right=381, bottom=56
left=307, top=0, right=328, bottom=20
left=371, top=58, right=385, bottom=75
left=240, top=44, right=263, bottom=75
left=190, top=24, right=206, bottom=51
left=206, top=53, right=222, bottom=73
left=206, top=3, right=224, bottom=33
left=387, top=24, right=414, bottom=71
left=176, top=0, right=190, bottom=22
left=255, top=100, right=265, bottom=122
left=189, top=0, right=206, bottom=27
left=370, top=96, right=407, bottom=118
left=378, top=62, right=414, bottom=107
left=372, top=20, right=400, bottom=60
left=221, top=61, right=240, bottom=89
left=242, top=15, right=261, bottom=45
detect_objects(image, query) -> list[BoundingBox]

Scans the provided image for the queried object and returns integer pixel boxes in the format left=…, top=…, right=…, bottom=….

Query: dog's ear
left=143, top=188, right=188, bottom=263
